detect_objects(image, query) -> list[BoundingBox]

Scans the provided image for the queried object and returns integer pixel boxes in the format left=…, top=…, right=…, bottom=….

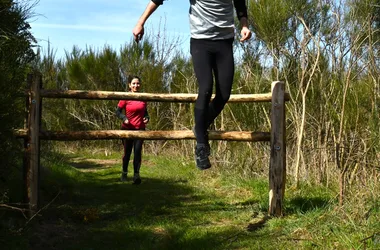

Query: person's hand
left=133, top=23, right=144, bottom=43
left=240, top=26, right=252, bottom=42
left=123, top=119, right=129, bottom=125
left=143, top=117, right=149, bottom=124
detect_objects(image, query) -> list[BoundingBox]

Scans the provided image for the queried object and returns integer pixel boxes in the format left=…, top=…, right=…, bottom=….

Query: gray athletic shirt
left=151, top=0, right=248, bottom=40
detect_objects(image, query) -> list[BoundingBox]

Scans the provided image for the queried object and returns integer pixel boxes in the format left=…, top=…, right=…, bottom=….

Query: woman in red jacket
left=116, top=76, right=149, bottom=184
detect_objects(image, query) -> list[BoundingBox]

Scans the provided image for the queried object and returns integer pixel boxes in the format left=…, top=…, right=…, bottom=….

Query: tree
left=0, top=0, right=36, bottom=195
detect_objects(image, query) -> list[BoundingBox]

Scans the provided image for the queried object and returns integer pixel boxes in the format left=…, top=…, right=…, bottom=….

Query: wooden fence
left=15, top=73, right=288, bottom=217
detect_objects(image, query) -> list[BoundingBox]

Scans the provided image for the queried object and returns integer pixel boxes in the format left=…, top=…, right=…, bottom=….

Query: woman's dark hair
left=127, top=75, right=141, bottom=91
left=128, top=75, right=141, bottom=84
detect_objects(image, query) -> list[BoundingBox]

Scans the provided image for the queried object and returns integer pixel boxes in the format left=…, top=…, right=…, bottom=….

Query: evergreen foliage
left=0, top=0, right=36, bottom=190
left=1, top=0, right=379, bottom=212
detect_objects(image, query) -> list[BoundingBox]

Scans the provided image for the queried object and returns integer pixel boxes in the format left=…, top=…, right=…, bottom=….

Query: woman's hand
left=123, top=119, right=129, bottom=125
left=143, top=117, right=149, bottom=124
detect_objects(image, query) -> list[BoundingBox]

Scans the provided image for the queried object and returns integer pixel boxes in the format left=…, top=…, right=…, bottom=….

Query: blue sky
left=30, top=0, right=190, bottom=59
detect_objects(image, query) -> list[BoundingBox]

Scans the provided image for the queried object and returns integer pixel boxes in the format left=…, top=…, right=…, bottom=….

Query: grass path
left=3, top=151, right=380, bottom=249
left=36, top=152, right=267, bottom=250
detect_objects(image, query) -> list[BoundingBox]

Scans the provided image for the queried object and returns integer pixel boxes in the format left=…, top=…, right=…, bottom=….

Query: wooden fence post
left=24, top=73, right=42, bottom=215
left=269, top=81, right=286, bottom=216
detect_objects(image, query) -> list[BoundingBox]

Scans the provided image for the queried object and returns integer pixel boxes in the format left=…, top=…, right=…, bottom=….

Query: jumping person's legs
left=132, top=139, right=143, bottom=184
left=190, top=38, right=235, bottom=170
left=190, top=38, right=216, bottom=170
left=190, top=38, right=214, bottom=145
left=207, top=38, right=234, bottom=128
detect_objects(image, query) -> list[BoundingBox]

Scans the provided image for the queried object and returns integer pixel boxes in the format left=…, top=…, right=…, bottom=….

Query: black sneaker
left=120, top=172, right=127, bottom=182
left=195, top=144, right=211, bottom=170
left=133, top=173, right=141, bottom=185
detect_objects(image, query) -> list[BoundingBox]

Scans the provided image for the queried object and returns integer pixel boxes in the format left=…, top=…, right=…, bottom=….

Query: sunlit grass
left=2, top=149, right=379, bottom=250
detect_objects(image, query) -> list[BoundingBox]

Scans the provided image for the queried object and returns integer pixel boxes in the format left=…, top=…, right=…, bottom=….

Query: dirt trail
left=69, top=157, right=119, bottom=172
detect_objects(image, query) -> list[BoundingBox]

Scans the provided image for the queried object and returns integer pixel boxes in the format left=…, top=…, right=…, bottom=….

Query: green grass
left=1, top=150, right=379, bottom=250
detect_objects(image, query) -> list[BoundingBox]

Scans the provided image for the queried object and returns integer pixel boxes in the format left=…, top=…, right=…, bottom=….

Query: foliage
left=27, top=0, right=379, bottom=195
left=0, top=0, right=36, bottom=187
left=1, top=0, right=379, bottom=232
left=1, top=0, right=380, bottom=247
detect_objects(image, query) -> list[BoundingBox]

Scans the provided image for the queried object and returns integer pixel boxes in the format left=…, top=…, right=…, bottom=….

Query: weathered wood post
left=24, top=73, right=42, bottom=215
left=23, top=74, right=32, bottom=205
left=269, top=81, right=286, bottom=216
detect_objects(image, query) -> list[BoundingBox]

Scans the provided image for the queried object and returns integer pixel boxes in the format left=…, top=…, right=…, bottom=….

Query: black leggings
left=190, top=38, right=235, bottom=144
left=121, top=127, right=144, bottom=174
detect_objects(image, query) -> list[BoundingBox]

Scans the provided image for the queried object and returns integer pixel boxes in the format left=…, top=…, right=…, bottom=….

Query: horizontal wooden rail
left=34, top=90, right=290, bottom=103
left=14, top=129, right=270, bottom=142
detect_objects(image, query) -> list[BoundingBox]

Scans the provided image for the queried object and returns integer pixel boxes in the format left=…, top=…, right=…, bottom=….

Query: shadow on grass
left=69, top=161, right=104, bottom=170
left=286, top=196, right=330, bottom=214
left=243, top=196, right=331, bottom=233
left=18, top=153, right=256, bottom=250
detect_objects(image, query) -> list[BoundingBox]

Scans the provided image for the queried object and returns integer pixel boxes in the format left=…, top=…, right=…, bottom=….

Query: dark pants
left=121, top=127, right=144, bottom=174
left=190, top=38, right=235, bottom=144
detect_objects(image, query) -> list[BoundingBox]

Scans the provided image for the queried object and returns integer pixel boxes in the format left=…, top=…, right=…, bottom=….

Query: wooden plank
left=14, top=129, right=271, bottom=142
left=25, top=73, right=42, bottom=214
left=23, top=74, right=32, bottom=205
left=269, top=81, right=286, bottom=216
left=37, top=89, right=290, bottom=103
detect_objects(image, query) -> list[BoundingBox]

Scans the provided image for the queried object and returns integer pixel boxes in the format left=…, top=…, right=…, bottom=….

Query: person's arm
left=143, top=107, right=150, bottom=124
left=132, top=0, right=164, bottom=42
left=116, top=107, right=129, bottom=124
left=233, top=0, right=252, bottom=42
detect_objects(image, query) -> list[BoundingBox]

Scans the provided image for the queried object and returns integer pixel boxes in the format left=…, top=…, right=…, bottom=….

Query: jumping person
left=132, top=0, right=252, bottom=170
left=116, top=76, right=150, bottom=184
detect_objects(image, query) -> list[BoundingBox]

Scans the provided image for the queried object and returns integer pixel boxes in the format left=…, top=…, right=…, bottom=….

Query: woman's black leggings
left=121, top=127, right=144, bottom=174
left=190, top=38, right=235, bottom=144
